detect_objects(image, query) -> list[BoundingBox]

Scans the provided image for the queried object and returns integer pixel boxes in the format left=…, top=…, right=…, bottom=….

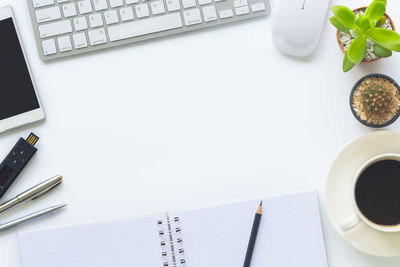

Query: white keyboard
left=28, top=0, right=270, bottom=61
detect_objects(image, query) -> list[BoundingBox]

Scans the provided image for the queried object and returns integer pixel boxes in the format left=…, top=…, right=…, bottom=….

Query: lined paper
left=169, top=191, right=328, bottom=267
left=19, top=213, right=167, bottom=267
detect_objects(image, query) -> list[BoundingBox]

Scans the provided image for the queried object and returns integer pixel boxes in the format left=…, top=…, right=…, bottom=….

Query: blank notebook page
left=19, top=213, right=167, bottom=267
left=169, top=191, right=328, bottom=267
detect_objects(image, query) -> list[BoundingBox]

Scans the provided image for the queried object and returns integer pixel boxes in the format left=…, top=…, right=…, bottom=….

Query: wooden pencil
left=243, top=201, right=263, bottom=267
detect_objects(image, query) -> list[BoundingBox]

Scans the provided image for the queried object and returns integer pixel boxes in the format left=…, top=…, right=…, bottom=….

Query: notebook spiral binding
left=158, top=216, right=186, bottom=266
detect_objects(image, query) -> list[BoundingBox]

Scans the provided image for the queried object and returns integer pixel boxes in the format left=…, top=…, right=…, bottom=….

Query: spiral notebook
left=18, top=190, right=328, bottom=267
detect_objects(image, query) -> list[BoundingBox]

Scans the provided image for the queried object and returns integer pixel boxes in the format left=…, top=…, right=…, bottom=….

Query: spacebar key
left=108, top=13, right=183, bottom=42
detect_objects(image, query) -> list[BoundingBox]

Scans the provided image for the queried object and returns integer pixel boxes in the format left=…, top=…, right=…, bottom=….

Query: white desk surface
left=1, top=0, right=400, bottom=266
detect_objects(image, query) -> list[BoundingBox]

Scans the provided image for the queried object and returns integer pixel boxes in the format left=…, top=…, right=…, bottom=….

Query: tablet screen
left=0, top=18, right=40, bottom=121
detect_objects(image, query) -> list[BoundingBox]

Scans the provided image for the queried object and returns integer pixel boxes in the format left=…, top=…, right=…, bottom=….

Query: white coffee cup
left=340, top=153, right=400, bottom=232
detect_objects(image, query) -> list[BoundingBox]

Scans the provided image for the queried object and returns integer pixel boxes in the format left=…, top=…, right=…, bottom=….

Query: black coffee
left=355, top=159, right=400, bottom=226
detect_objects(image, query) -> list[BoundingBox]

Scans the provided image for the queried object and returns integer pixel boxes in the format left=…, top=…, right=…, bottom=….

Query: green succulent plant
left=362, top=85, right=392, bottom=115
left=330, top=0, right=400, bottom=72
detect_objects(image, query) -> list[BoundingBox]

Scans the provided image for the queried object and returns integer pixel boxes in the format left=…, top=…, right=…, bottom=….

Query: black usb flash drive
left=0, top=133, right=39, bottom=199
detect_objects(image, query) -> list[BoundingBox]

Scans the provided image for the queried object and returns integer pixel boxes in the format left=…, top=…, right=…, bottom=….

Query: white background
left=0, top=0, right=400, bottom=266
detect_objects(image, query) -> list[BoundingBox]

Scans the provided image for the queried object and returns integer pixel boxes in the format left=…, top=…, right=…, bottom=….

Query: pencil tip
left=256, top=201, right=263, bottom=214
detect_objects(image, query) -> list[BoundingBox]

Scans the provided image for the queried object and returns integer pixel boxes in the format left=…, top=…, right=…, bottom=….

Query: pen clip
left=31, top=182, right=61, bottom=200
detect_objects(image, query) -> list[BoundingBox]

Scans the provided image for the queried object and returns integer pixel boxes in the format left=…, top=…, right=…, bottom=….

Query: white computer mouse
left=272, top=0, right=330, bottom=57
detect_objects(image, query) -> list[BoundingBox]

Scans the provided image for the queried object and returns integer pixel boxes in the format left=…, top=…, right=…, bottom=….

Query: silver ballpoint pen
left=0, top=204, right=66, bottom=232
left=0, top=175, right=63, bottom=214
left=0, top=175, right=66, bottom=232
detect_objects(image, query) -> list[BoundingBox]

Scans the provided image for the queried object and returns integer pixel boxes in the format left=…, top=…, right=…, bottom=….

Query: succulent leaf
left=367, top=28, right=400, bottom=52
left=376, top=15, right=387, bottom=27
left=365, top=1, right=386, bottom=21
left=355, top=14, right=370, bottom=30
left=373, top=44, right=393, bottom=57
left=373, top=0, right=387, bottom=6
left=347, top=37, right=367, bottom=64
left=330, top=16, right=351, bottom=34
left=343, top=52, right=355, bottom=72
left=331, top=6, right=356, bottom=29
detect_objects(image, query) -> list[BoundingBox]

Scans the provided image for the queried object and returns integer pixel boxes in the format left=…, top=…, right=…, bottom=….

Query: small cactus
left=362, top=85, right=393, bottom=116
left=352, top=76, right=400, bottom=127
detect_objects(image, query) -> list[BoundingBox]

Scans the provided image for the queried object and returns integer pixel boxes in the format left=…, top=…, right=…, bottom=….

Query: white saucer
left=325, top=130, right=400, bottom=257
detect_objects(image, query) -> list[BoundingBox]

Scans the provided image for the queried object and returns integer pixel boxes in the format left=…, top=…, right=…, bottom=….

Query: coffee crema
left=355, top=159, right=400, bottom=226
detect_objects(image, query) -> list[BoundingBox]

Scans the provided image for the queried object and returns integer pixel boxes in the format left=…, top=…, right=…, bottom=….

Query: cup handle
left=340, top=212, right=361, bottom=232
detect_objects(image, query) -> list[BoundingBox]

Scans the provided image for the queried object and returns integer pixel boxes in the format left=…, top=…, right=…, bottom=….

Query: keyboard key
left=182, top=0, right=196, bottom=8
left=151, top=1, right=165, bottom=15
left=35, top=6, right=61, bottom=23
left=125, top=0, right=139, bottom=4
left=73, top=16, right=88, bottom=31
left=62, top=3, right=77, bottom=17
left=202, top=5, right=217, bottom=22
left=108, top=13, right=182, bottom=41
left=57, top=35, right=72, bottom=52
left=135, top=4, right=150, bottom=18
left=215, top=0, right=224, bottom=2
left=72, top=32, right=88, bottom=49
left=109, top=0, right=123, bottom=7
left=78, top=0, right=92, bottom=14
left=219, top=9, right=233, bottom=18
left=166, top=0, right=180, bottom=11
left=235, top=6, right=249, bottom=15
left=198, top=0, right=211, bottom=5
left=88, top=28, right=107, bottom=45
left=251, top=2, right=265, bottom=12
left=120, top=7, right=134, bottom=21
left=42, top=39, right=57, bottom=55
left=93, top=0, right=108, bottom=11
left=89, top=13, right=103, bottom=27
left=233, top=0, right=247, bottom=7
left=39, top=20, right=72, bottom=38
left=183, top=8, right=202, bottom=25
left=32, top=0, right=54, bottom=8
left=104, top=10, right=119, bottom=24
